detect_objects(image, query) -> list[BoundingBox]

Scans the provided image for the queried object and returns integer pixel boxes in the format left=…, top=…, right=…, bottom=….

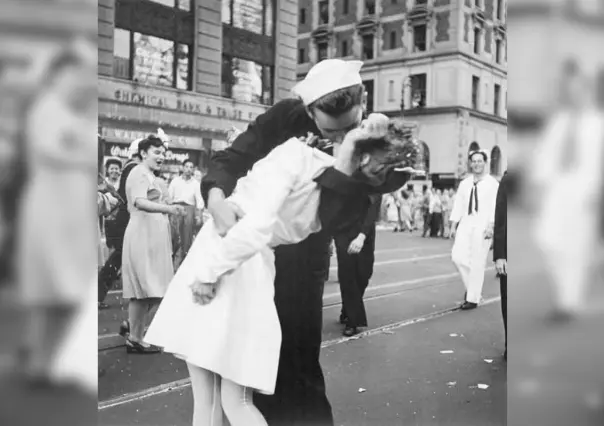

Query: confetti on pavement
left=358, top=388, right=366, bottom=393
left=440, top=350, right=454, bottom=354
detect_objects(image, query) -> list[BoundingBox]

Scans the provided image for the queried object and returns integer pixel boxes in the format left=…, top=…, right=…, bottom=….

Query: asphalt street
left=98, top=229, right=507, bottom=426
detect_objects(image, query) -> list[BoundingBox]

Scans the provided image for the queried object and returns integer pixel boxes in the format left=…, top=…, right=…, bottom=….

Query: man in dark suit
left=493, top=171, right=508, bottom=360
left=335, top=194, right=381, bottom=336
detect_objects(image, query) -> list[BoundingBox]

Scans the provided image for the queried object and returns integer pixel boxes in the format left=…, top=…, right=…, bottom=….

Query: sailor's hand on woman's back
left=207, top=188, right=246, bottom=236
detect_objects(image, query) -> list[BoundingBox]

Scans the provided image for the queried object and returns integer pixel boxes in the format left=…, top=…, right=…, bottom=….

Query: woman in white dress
left=145, top=117, right=422, bottom=426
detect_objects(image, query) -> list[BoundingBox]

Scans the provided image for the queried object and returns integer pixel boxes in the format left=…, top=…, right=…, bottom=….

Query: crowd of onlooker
left=381, top=184, right=456, bottom=238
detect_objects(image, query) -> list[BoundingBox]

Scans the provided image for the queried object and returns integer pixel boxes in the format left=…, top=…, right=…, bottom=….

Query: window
left=222, top=0, right=275, bottom=36
left=388, top=80, right=395, bottom=101
left=365, top=0, right=376, bottom=15
left=113, top=29, right=193, bottom=90
left=413, top=25, right=427, bottom=52
left=473, top=28, right=481, bottom=54
left=300, top=8, right=306, bottom=25
left=148, top=0, right=191, bottom=10
left=472, top=76, right=480, bottom=109
left=495, top=39, right=502, bottom=64
left=113, top=28, right=131, bottom=80
left=410, top=73, right=427, bottom=108
left=497, top=0, right=504, bottom=20
left=221, top=56, right=273, bottom=105
left=319, top=0, right=329, bottom=25
left=415, top=0, right=427, bottom=4
left=392, top=0, right=397, bottom=3
left=474, top=0, right=481, bottom=7
left=362, top=35, right=374, bottom=60
left=494, top=84, right=501, bottom=115
left=343, top=0, right=349, bottom=15
left=389, top=31, right=397, bottom=49
left=317, top=42, right=328, bottom=61
left=341, top=40, right=349, bottom=57
left=363, top=80, right=374, bottom=113
left=298, top=48, right=306, bottom=64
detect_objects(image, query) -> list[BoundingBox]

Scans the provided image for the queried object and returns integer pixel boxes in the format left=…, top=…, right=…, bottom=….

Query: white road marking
left=100, top=266, right=496, bottom=342
left=98, top=296, right=501, bottom=411
left=106, top=247, right=449, bottom=295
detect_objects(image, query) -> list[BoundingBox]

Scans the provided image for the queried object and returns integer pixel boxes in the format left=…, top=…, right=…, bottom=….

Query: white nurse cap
left=128, top=138, right=143, bottom=159
left=292, top=59, right=364, bottom=106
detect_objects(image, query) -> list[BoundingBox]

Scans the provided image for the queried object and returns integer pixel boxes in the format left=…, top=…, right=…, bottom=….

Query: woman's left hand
left=190, top=280, right=217, bottom=305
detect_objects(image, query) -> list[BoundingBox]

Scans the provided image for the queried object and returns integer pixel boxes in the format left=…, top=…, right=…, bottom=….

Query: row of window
left=300, top=26, right=505, bottom=65
left=360, top=73, right=505, bottom=116
left=302, top=0, right=506, bottom=27
left=111, top=0, right=275, bottom=105
left=472, top=75, right=506, bottom=116
left=299, top=26, right=426, bottom=64
left=473, top=28, right=506, bottom=64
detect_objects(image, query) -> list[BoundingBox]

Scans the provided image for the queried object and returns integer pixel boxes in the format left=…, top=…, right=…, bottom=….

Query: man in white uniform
left=450, top=150, right=499, bottom=310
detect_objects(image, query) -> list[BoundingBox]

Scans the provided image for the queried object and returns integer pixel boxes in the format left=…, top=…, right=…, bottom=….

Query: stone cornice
left=408, top=5, right=433, bottom=24
left=356, top=16, right=379, bottom=36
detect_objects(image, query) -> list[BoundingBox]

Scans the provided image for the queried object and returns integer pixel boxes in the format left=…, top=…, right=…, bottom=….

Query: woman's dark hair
left=138, top=135, right=166, bottom=157
left=105, top=158, right=122, bottom=171
left=309, top=84, right=364, bottom=116
left=353, top=121, right=416, bottom=165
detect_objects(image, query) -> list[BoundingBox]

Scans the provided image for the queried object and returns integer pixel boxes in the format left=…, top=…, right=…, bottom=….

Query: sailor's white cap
left=292, top=59, right=364, bottom=106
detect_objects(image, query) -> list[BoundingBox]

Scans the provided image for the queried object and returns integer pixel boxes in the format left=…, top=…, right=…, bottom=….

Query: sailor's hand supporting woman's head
left=334, top=115, right=423, bottom=186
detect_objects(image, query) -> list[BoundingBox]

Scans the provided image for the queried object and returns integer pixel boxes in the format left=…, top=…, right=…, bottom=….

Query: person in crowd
left=398, top=186, right=413, bottom=232
left=119, top=136, right=185, bottom=354
left=421, top=185, right=432, bottom=237
left=335, top=194, right=381, bottom=336
left=385, top=192, right=402, bottom=231
left=145, top=116, right=421, bottom=426
left=193, top=169, right=203, bottom=183
left=450, top=150, right=499, bottom=310
left=494, top=171, right=508, bottom=360
left=98, top=139, right=142, bottom=309
left=105, top=158, right=122, bottom=190
left=429, top=188, right=443, bottom=237
left=152, top=59, right=415, bottom=426
left=168, top=159, right=204, bottom=265
left=440, top=188, right=452, bottom=238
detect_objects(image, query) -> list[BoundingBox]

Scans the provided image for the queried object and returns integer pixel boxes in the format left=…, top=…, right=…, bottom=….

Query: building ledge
left=382, top=106, right=508, bottom=126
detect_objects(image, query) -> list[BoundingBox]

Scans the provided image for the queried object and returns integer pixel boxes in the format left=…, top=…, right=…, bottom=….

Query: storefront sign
left=99, top=77, right=268, bottom=123
left=100, top=127, right=204, bottom=151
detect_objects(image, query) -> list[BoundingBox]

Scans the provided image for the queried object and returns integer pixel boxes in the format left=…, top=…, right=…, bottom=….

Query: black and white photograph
left=0, top=1, right=603, bottom=425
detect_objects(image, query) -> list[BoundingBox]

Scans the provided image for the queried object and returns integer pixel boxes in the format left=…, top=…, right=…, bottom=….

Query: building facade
left=297, top=0, right=508, bottom=185
left=98, top=0, right=298, bottom=178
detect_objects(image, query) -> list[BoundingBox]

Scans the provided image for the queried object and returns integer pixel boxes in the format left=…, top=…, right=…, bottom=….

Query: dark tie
left=468, top=181, right=478, bottom=215
left=561, top=115, right=578, bottom=172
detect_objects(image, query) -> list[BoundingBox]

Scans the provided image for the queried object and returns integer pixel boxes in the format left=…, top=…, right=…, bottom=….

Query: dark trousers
left=429, top=212, right=442, bottom=237
left=98, top=245, right=122, bottom=303
left=98, top=219, right=126, bottom=303
left=255, top=231, right=334, bottom=426
left=422, top=209, right=431, bottom=236
left=500, top=274, right=507, bottom=349
left=334, top=230, right=376, bottom=328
